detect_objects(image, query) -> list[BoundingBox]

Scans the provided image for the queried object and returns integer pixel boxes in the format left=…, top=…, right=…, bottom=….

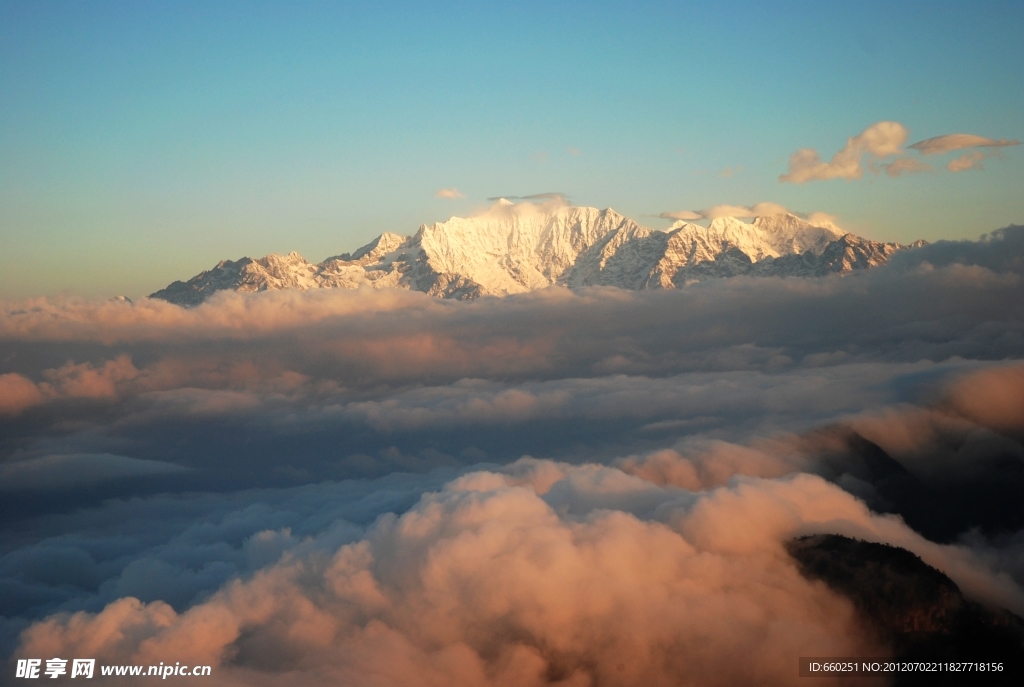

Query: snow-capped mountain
left=150, top=201, right=925, bottom=305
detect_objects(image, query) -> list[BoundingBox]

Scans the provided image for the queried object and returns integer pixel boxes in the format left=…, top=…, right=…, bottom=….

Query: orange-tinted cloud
left=40, top=355, right=139, bottom=399
left=0, top=373, right=43, bottom=415
left=13, top=469, right=884, bottom=685
left=18, top=461, right=1024, bottom=685
left=618, top=441, right=801, bottom=491
left=0, top=357, right=142, bottom=414
left=947, top=151, right=986, bottom=172
left=780, top=121, right=909, bottom=183
left=943, top=364, right=1024, bottom=435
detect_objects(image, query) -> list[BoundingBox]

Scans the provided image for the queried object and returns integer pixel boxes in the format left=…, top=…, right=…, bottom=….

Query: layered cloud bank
left=2, top=226, right=1024, bottom=683
left=9, top=450, right=1024, bottom=686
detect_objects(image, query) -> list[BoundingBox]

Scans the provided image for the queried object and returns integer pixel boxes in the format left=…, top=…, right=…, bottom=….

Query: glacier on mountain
left=150, top=201, right=925, bottom=306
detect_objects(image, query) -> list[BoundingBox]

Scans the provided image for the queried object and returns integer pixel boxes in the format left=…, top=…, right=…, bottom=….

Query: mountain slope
left=788, top=534, right=1024, bottom=684
left=150, top=202, right=925, bottom=305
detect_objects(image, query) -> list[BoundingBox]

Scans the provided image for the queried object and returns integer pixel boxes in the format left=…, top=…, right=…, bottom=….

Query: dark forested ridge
left=788, top=534, right=1024, bottom=685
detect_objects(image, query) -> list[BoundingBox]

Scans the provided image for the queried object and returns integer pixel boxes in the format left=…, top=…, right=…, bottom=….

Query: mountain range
left=151, top=201, right=926, bottom=306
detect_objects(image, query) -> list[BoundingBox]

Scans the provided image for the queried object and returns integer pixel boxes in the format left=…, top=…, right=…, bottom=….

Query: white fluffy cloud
left=805, top=211, right=838, bottom=227
left=434, top=188, right=465, bottom=199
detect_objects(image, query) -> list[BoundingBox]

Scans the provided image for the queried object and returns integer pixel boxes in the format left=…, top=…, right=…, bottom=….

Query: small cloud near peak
left=659, top=210, right=703, bottom=221
left=660, top=202, right=792, bottom=221
left=435, top=188, right=465, bottom=200
left=806, top=211, right=839, bottom=227
left=477, top=193, right=569, bottom=218
left=486, top=192, right=566, bottom=203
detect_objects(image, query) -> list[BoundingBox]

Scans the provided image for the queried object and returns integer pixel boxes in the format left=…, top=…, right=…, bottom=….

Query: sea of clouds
left=1, top=227, right=1023, bottom=685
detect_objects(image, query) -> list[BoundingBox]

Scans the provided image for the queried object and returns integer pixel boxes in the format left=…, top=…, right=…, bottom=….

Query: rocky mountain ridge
left=151, top=201, right=926, bottom=306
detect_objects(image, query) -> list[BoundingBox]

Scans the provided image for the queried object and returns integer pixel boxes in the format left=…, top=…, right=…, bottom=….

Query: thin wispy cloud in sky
left=878, top=156, right=932, bottom=177
left=909, top=133, right=1021, bottom=155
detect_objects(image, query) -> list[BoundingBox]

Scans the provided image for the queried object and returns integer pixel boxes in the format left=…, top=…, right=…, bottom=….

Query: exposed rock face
left=151, top=203, right=926, bottom=306
left=787, top=534, right=1024, bottom=685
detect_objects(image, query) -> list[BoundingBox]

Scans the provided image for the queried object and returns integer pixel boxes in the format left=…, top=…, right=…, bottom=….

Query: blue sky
left=2, top=0, right=1022, bottom=298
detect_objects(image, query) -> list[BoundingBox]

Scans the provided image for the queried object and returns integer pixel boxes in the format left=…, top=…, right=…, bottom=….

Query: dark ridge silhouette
left=788, top=534, right=1024, bottom=685
left=812, top=429, right=1024, bottom=542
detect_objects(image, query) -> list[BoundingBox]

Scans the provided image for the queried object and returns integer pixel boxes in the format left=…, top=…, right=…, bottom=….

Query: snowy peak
left=412, top=204, right=651, bottom=294
left=751, top=214, right=843, bottom=256
left=328, top=232, right=410, bottom=264
left=150, top=203, right=926, bottom=305
left=658, top=213, right=843, bottom=270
